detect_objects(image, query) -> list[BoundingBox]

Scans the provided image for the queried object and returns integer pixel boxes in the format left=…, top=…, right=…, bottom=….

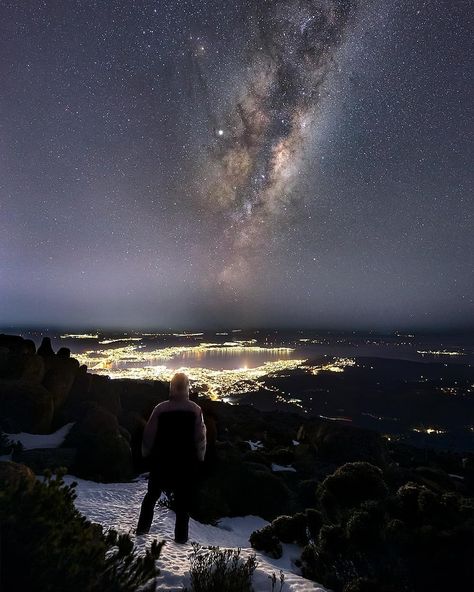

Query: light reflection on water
left=71, top=341, right=355, bottom=400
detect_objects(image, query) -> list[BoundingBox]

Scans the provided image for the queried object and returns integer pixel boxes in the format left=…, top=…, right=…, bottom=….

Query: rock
left=0, top=352, right=45, bottom=384
left=12, top=447, right=76, bottom=474
left=0, top=380, right=54, bottom=433
left=64, top=404, right=120, bottom=445
left=119, top=379, right=168, bottom=419
left=37, top=337, right=55, bottom=357
left=73, top=432, right=133, bottom=482
left=0, top=334, right=27, bottom=353
left=57, top=347, right=71, bottom=358
left=22, top=339, right=35, bottom=354
left=0, top=461, right=36, bottom=491
left=64, top=404, right=132, bottom=482
left=88, top=374, right=121, bottom=416
left=0, top=335, right=44, bottom=383
left=42, top=356, right=80, bottom=409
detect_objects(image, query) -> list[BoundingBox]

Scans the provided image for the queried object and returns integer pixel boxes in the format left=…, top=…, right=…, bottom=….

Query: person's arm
left=142, top=406, right=160, bottom=458
left=195, top=409, right=207, bottom=462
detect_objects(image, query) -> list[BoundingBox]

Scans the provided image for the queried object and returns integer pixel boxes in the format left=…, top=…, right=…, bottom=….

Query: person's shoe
left=135, top=527, right=149, bottom=536
left=174, top=536, right=188, bottom=544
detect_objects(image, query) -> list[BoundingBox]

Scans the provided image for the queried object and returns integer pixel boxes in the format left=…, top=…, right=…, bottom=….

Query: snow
left=4, top=423, right=75, bottom=450
left=65, top=474, right=326, bottom=591
left=272, top=463, right=297, bottom=472
left=292, top=440, right=300, bottom=446
left=246, top=440, right=264, bottom=451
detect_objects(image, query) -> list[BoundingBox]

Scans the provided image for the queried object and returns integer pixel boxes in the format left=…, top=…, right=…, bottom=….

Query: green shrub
left=0, top=465, right=163, bottom=591
left=271, top=513, right=308, bottom=545
left=249, top=525, right=282, bottom=558
left=305, top=508, right=323, bottom=540
left=185, top=544, right=257, bottom=592
left=345, top=507, right=383, bottom=548
left=317, top=462, right=388, bottom=520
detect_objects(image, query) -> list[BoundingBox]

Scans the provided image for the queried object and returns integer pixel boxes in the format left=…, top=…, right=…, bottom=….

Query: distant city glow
left=412, top=427, right=447, bottom=435
left=417, top=350, right=465, bottom=357
left=73, top=342, right=354, bottom=400
left=61, top=333, right=98, bottom=339
left=99, top=338, right=142, bottom=344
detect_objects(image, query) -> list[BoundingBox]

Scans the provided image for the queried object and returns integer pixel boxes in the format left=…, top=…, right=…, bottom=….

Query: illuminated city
left=72, top=340, right=355, bottom=400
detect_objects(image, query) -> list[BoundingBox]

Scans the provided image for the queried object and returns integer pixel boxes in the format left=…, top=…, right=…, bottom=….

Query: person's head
left=169, top=372, right=190, bottom=400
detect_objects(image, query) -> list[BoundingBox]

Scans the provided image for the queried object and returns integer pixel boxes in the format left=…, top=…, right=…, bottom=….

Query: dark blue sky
left=0, top=0, right=472, bottom=330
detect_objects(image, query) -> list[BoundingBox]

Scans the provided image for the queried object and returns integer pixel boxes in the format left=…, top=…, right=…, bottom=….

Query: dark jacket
left=142, top=397, right=206, bottom=480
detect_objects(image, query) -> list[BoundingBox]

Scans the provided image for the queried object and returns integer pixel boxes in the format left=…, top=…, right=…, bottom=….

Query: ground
left=65, top=474, right=326, bottom=592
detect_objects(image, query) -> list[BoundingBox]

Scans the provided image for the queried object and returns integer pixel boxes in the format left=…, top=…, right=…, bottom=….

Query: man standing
left=136, top=372, right=206, bottom=543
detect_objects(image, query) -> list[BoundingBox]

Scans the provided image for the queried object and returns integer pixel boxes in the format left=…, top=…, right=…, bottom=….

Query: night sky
left=1, top=0, right=472, bottom=330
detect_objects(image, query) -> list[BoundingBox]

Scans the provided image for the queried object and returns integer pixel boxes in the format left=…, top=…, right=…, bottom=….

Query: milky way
left=0, top=0, right=472, bottom=330
left=205, top=0, right=357, bottom=290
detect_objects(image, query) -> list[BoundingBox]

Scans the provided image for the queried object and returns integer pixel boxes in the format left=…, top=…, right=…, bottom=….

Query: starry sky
left=0, top=0, right=472, bottom=331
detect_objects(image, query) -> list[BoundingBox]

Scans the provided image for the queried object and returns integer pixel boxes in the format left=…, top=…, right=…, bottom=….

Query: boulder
left=42, top=356, right=80, bottom=408
left=64, top=404, right=132, bottom=482
left=57, top=347, right=71, bottom=358
left=0, top=352, right=45, bottom=383
left=64, top=403, right=120, bottom=445
left=0, top=461, right=36, bottom=491
left=0, top=334, right=27, bottom=353
left=0, top=380, right=54, bottom=433
left=12, top=447, right=76, bottom=474
left=37, top=337, right=55, bottom=357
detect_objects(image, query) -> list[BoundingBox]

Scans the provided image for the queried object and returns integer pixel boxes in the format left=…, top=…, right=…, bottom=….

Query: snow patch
left=272, top=463, right=297, bottom=472
left=246, top=440, right=264, bottom=451
left=65, top=475, right=326, bottom=591
left=5, top=423, right=75, bottom=450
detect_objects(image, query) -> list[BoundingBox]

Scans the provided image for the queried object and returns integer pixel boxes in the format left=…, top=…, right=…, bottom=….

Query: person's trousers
left=137, top=471, right=193, bottom=541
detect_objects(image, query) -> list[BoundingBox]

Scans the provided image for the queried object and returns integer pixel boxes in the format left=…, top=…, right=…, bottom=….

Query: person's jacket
left=141, top=396, right=206, bottom=465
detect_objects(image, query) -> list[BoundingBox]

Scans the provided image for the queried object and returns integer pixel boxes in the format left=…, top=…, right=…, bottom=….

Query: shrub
left=305, top=508, right=323, bottom=540
left=317, top=462, right=388, bottom=520
left=249, top=525, right=282, bottom=558
left=271, top=513, right=308, bottom=545
left=185, top=544, right=257, bottom=592
left=345, top=507, right=383, bottom=548
left=0, top=465, right=163, bottom=591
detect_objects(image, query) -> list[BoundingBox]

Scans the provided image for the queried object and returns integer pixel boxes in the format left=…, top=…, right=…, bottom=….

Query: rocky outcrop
left=37, top=337, right=55, bottom=357
left=0, top=380, right=54, bottom=433
left=64, top=403, right=133, bottom=482
left=42, top=356, right=80, bottom=409
left=0, top=460, right=36, bottom=491
left=12, top=447, right=76, bottom=474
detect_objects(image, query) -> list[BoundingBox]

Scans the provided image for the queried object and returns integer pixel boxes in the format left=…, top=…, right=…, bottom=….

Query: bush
left=305, top=508, right=323, bottom=540
left=249, top=525, right=282, bottom=558
left=0, top=465, right=163, bottom=591
left=185, top=544, right=257, bottom=592
left=271, top=513, right=308, bottom=545
left=317, top=462, right=388, bottom=520
left=301, top=462, right=474, bottom=592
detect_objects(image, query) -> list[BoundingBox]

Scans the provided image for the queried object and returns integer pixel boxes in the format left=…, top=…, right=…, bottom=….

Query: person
left=136, top=372, right=206, bottom=542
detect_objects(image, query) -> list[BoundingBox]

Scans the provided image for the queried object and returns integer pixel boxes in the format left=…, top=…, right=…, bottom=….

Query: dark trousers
left=137, top=470, right=194, bottom=540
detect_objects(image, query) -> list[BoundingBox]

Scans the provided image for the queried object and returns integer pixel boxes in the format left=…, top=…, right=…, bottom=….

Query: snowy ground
left=3, top=424, right=326, bottom=590
left=66, top=475, right=327, bottom=592
left=4, top=423, right=75, bottom=449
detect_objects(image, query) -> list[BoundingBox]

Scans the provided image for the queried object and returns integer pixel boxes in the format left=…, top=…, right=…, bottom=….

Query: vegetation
left=251, top=461, right=474, bottom=592
left=0, top=466, right=163, bottom=592
left=184, top=544, right=257, bottom=592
